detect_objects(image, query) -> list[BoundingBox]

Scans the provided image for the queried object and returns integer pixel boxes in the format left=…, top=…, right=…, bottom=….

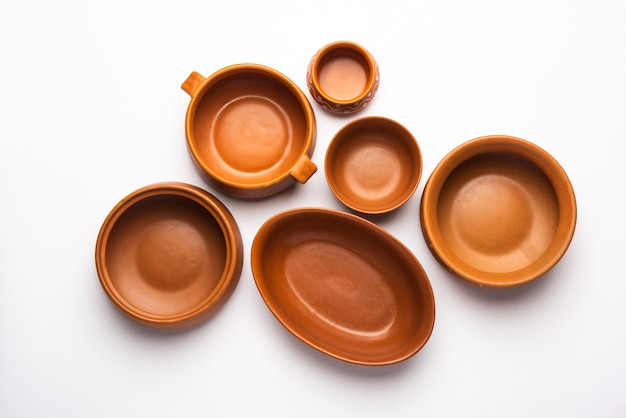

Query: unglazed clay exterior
left=420, top=135, right=577, bottom=288
left=325, top=116, right=422, bottom=214
left=95, top=183, right=243, bottom=330
left=251, top=208, right=435, bottom=366
left=182, top=64, right=317, bottom=198
left=306, top=41, right=379, bottom=114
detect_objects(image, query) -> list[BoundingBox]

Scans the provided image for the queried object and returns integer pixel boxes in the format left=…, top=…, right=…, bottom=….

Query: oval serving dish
left=420, top=135, right=577, bottom=288
left=95, top=183, right=243, bottom=330
left=251, top=208, right=435, bottom=366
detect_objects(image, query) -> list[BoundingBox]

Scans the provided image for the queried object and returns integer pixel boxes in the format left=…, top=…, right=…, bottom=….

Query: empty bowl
left=306, top=41, right=379, bottom=114
left=251, top=208, right=435, bottom=366
left=420, top=135, right=577, bottom=287
left=325, top=116, right=422, bottom=214
left=181, top=64, right=317, bottom=198
left=95, top=183, right=244, bottom=330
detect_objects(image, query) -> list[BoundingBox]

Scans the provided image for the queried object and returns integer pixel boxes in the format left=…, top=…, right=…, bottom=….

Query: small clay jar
left=95, top=183, right=243, bottom=330
left=306, top=41, right=379, bottom=114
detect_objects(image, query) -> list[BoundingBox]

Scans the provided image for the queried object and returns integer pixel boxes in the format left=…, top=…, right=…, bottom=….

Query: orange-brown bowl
left=306, top=41, right=379, bottom=114
left=95, top=183, right=243, bottom=330
left=325, top=116, right=422, bottom=214
left=251, top=208, right=435, bottom=365
left=420, top=135, right=577, bottom=287
left=182, top=64, right=317, bottom=198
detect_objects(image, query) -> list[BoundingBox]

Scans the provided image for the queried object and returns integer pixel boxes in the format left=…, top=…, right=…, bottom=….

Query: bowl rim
left=95, top=182, right=243, bottom=329
left=325, top=116, right=423, bottom=214
left=184, top=63, right=316, bottom=192
left=420, top=135, right=577, bottom=287
left=308, top=40, right=379, bottom=105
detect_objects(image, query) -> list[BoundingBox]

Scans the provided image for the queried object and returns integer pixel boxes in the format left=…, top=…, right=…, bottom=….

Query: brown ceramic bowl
left=181, top=64, right=317, bottom=198
left=420, top=135, right=577, bottom=288
left=95, top=183, right=243, bottom=330
left=325, top=116, right=422, bottom=214
left=306, top=41, right=379, bottom=114
left=251, top=208, right=435, bottom=366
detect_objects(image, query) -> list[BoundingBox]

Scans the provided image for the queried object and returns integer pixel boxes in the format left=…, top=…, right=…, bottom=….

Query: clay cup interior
left=420, top=135, right=577, bottom=287
left=95, top=183, right=244, bottom=330
left=306, top=41, right=379, bottom=114
left=182, top=64, right=317, bottom=198
left=325, top=116, right=422, bottom=214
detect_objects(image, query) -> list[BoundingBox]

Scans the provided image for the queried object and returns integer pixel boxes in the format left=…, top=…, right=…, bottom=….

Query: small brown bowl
left=251, top=208, right=435, bottom=366
left=181, top=64, right=317, bottom=198
left=95, top=183, right=243, bottom=330
left=420, top=135, right=577, bottom=288
left=325, top=116, right=422, bottom=214
left=306, top=41, right=379, bottom=114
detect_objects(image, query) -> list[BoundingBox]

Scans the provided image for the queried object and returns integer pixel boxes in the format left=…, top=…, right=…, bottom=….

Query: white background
left=1, top=1, right=625, bottom=417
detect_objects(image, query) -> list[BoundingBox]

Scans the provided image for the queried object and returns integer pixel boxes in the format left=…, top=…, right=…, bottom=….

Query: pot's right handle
left=290, top=155, right=317, bottom=184
left=181, top=71, right=205, bottom=97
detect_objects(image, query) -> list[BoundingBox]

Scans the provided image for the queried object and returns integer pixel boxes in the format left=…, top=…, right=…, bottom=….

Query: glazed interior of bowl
left=189, top=66, right=314, bottom=189
left=420, top=135, right=576, bottom=287
left=325, top=117, right=422, bottom=214
left=96, top=183, right=242, bottom=329
left=315, top=45, right=374, bottom=102
left=252, top=208, right=435, bottom=365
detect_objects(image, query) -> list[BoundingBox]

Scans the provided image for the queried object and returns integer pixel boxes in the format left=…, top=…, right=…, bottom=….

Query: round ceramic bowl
left=420, top=135, right=577, bottom=288
left=325, top=116, right=422, bottom=214
left=95, top=183, right=244, bottom=330
left=306, top=41, right=379, bottom=114
left=181, top=64, right=317, bottom=199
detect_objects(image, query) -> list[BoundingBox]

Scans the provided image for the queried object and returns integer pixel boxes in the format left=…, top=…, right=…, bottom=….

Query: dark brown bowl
left=95, top=183, right=243, bottom=330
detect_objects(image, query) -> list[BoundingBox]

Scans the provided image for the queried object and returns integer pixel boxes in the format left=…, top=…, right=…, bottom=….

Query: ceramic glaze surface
left=420, top=136, right=577, bottom=287
left=318, top=53, right=369, bottom=101
left=325, top=117, right=422, bottom=214
left=182, top=65, right=317, bottom=198
left=95, top=183, right=243, bottom=330
left=437, top=153, right=559, bottom=273
left=106, top=195, right=226, bottom=314
left=251, top=208, right=435, bottom=366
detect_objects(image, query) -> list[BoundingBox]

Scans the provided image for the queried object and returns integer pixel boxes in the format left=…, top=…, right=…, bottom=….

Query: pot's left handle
left=181, top=71, right=205, bottom=97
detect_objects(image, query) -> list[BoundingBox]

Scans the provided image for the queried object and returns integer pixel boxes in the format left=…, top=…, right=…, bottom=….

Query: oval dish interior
left=251, top=208, right=435, bottom=365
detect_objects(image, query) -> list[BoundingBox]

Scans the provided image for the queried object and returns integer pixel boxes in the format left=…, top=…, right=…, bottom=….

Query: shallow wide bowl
left=325, top=116, right=422, bottom=214
left=306, top=41, right=379, bottom=114
left=420, top=135, right=577, bottom=288
left=251, top=208, right=435, bottom=366
left=95, top=183, right=243, bottom=330
left=181, top=64, right=317, bottom=198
